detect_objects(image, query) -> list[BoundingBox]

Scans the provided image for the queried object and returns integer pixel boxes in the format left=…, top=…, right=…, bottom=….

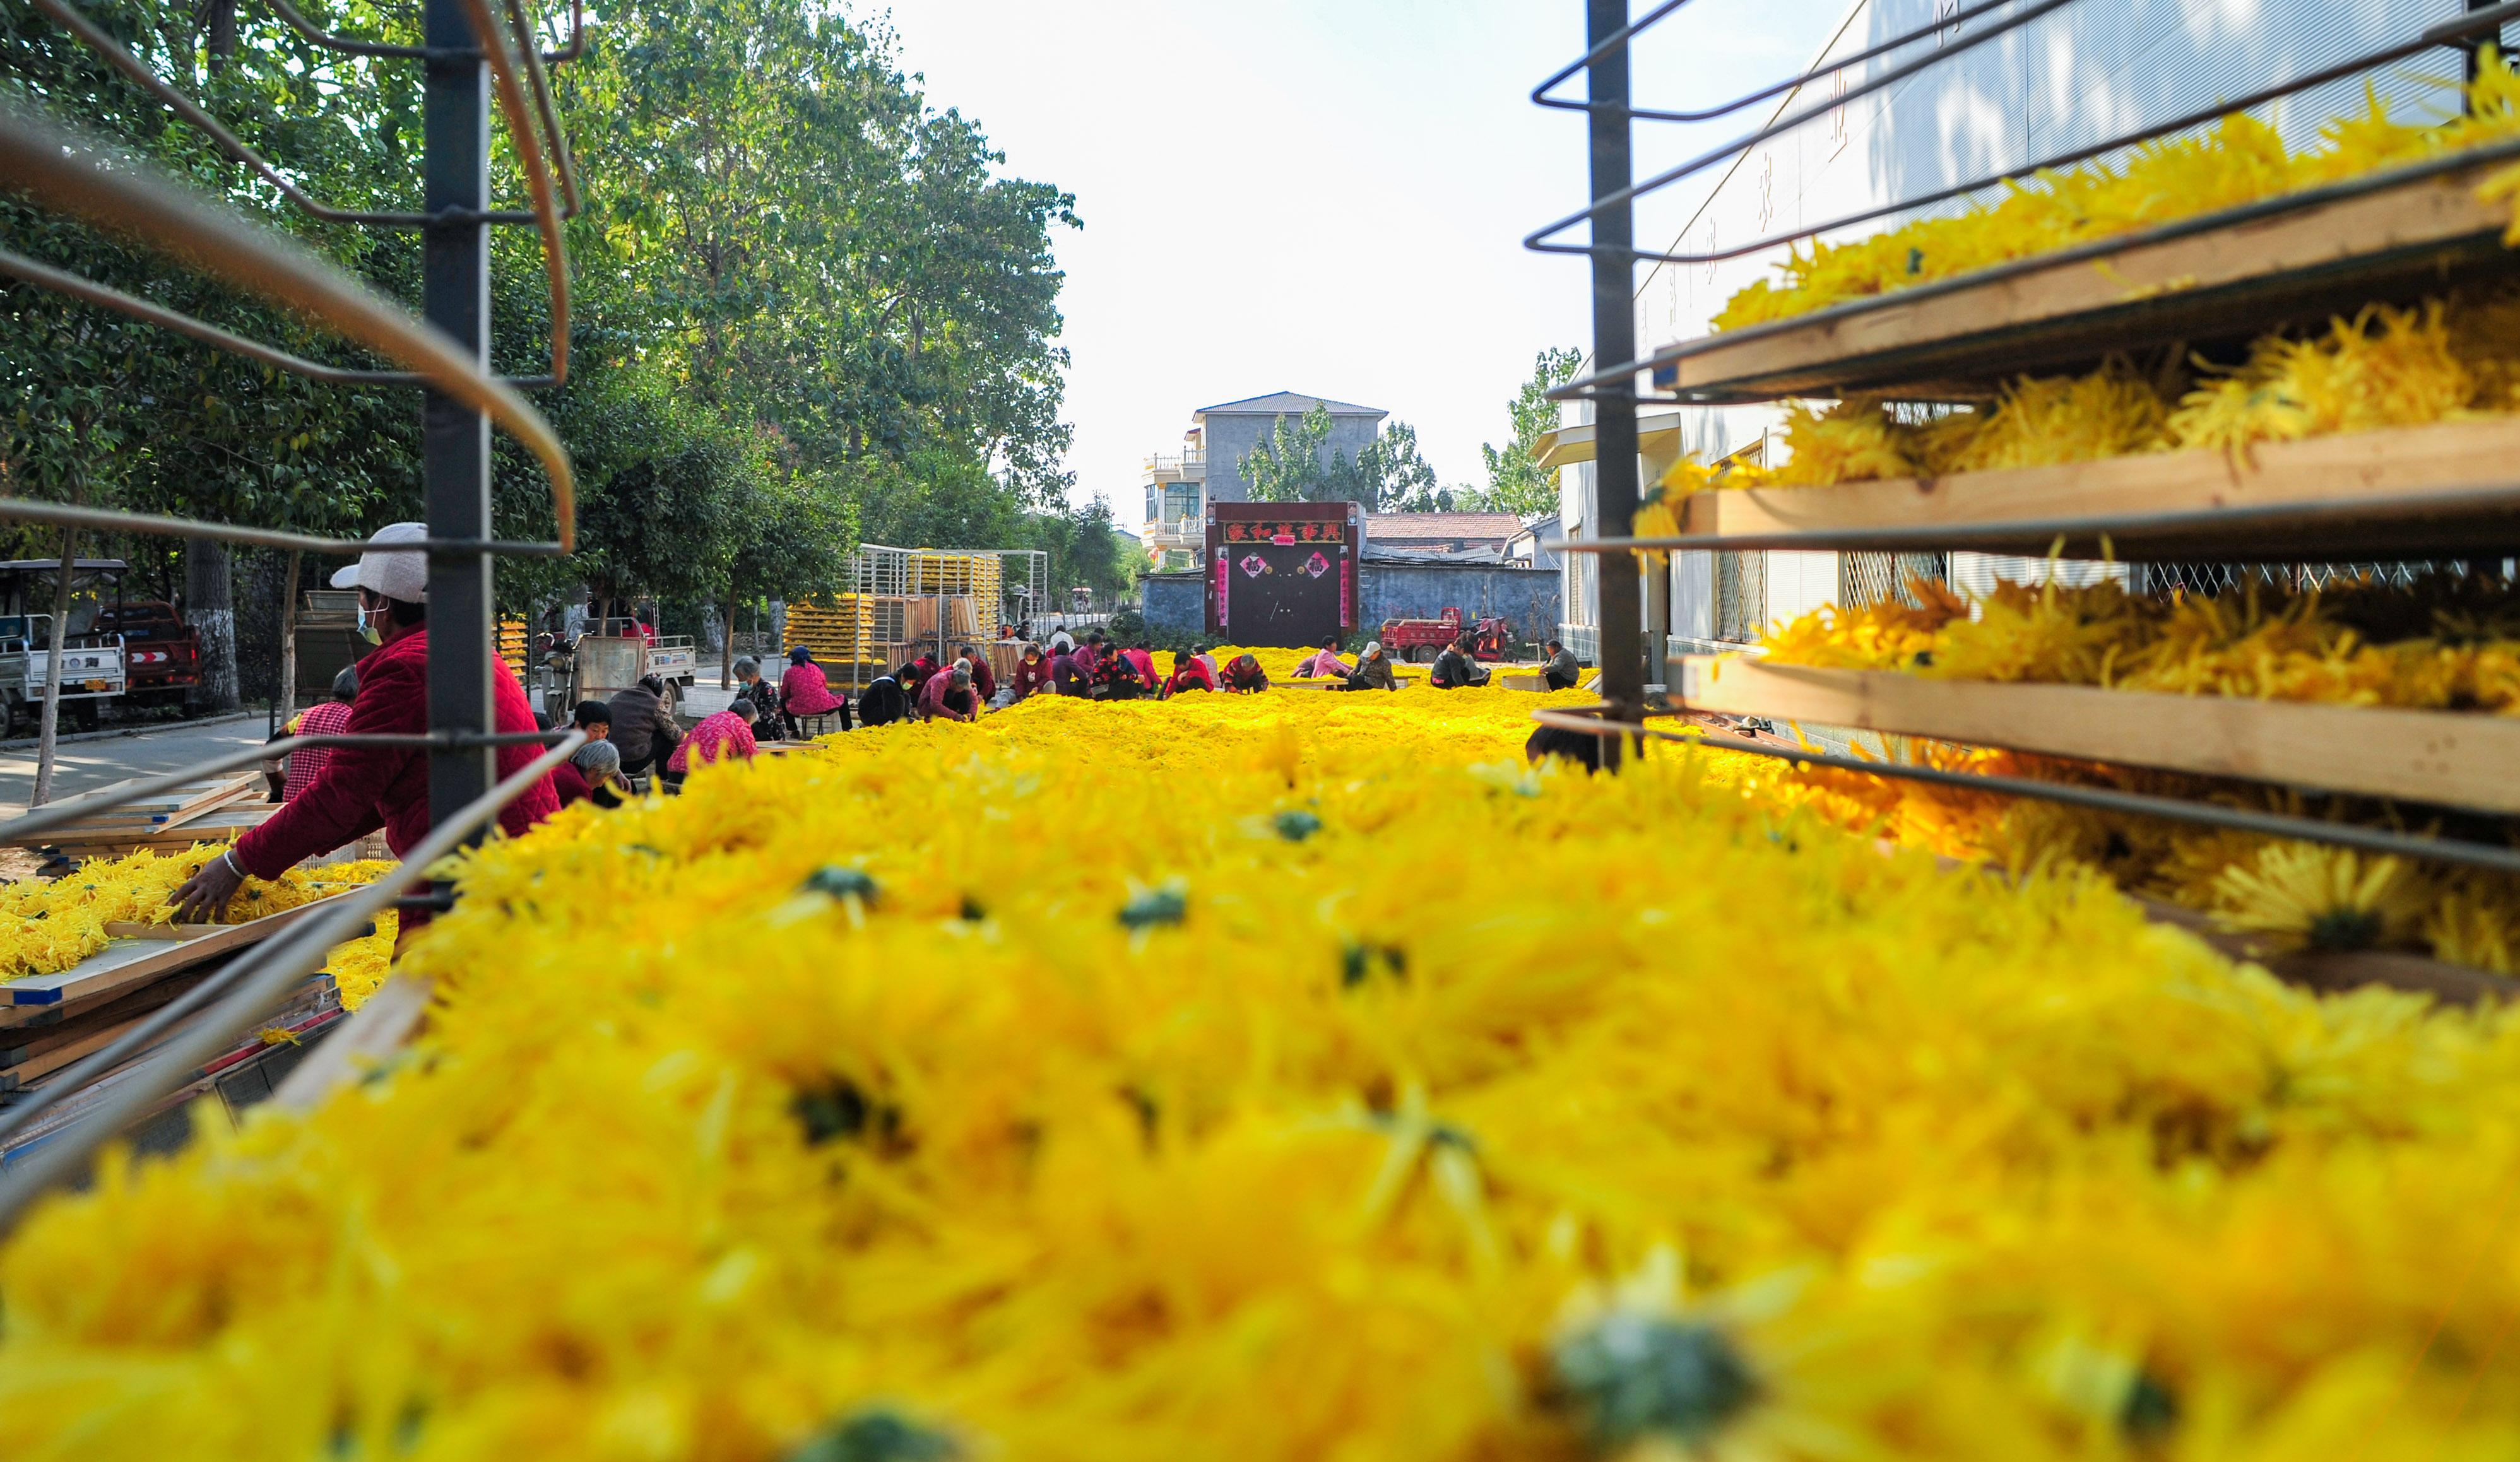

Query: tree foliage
left=1237, top=406, right=1456, bottom=512
left=0, top=0, right=1077, bottom=630
left=1479, top=346, right=1584, bottom=519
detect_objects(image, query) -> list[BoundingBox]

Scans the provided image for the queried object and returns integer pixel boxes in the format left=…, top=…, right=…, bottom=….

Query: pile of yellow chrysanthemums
left=7, top=688, right=2520, bottom=1460
left=1714, top=56, right=2520, bottom=331
left=1645, top=293, right=2520, bottom=513
left=0, top=846, right=399, bottom=1005
left=1746, top=574, right=2520, bottom=968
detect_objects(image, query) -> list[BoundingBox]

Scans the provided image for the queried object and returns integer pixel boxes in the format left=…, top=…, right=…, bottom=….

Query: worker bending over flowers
left=170, top=523, right=559, bottom=926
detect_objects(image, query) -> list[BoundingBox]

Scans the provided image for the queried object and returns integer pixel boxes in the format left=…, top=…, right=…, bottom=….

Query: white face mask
left=355, top=598, right=382, bottom=644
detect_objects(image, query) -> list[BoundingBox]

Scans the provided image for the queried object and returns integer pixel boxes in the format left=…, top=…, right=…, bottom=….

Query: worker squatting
left=179, top=526, right=1610, bottom=923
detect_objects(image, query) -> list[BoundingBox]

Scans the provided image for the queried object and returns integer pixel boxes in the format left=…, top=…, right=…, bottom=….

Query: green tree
left=1480, top=346, right=1584, bottom=517
left=1238, top=407, right=1457, bottom=511
left=4, top=0, right=1080, bottom=688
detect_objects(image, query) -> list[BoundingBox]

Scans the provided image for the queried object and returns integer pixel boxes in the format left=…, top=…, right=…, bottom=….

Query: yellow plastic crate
left=497, top=617, right=529, bottom=679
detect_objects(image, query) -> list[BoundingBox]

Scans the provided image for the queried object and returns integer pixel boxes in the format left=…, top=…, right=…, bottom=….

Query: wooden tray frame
left=1675, top=656, right=2520, bottom=816
left=1655, top=153, right=2520, bottom=404
left=1674, top=415, right=2520, bottom=560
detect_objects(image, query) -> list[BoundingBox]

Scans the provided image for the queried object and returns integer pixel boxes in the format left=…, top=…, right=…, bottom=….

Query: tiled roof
left=1363, top=512, right=1525, bottom=539
left=1195, top=391, right=1387, bottom=418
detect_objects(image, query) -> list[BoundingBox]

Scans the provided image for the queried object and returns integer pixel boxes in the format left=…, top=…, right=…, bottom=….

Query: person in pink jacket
left=779, top=645, right=848, bottom=736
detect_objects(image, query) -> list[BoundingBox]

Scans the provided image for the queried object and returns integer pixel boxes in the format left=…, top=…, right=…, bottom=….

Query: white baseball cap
left=330, top=522, right=429, bottom=603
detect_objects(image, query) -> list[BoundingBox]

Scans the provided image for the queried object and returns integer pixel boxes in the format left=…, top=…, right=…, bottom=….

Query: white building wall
left=1580, top=0, right=2481, bottom=646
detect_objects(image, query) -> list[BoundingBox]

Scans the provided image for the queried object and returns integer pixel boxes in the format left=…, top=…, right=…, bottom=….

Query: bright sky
left=880, top=0, right=1847, bottom=515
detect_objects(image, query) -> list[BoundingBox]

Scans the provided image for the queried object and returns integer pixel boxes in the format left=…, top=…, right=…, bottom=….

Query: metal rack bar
left=1525, top=0, right=2083, bottom=259
left=0, top=496, right=564, bottom=558
left=0, top=244, right=557, bottom=390
left=261, top=0, right=426, bottom=56
left=1536, top=0, right=2021, bottom=125
left=28, top=0, right=531, bottom=227
left=0, top=100, right=577, bottom=548
left=264, top=0, right=584, bottom=62
left=1552, top=133, right=2520, bottom=404
left=1540, top=481, right=2520, bottom=559
left=1530, top=708, right=2520, bottom=876
left=0, top=244, right=411, bottom=384
left=0, top=731, right=586, bottom=1235
left=502, top=0, right=581, bottom=215
left=1624, top=8, right=2520, bottom=269
left=1582, top=0, right=1645, bottom=755
left=461, top=0, right=572, bottom=382
left=0, top=729, right=572, bottom=846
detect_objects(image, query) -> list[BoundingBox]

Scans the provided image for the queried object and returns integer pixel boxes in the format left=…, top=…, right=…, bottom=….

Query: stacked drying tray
left=1621, top=143, right=2520, bottom=993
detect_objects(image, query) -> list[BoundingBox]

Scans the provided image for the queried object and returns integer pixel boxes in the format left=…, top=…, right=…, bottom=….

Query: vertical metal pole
left=1587, top=0, right=1644, bottom=759
left=2468, top=0, right=2502, bottom=87
left=422, top=0, right=496, bottom=828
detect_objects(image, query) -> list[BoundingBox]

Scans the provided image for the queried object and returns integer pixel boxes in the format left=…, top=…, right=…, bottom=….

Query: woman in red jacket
left=1010, top=642, right=1053, bottom=701
left=170, top=524, right=559, bottom=926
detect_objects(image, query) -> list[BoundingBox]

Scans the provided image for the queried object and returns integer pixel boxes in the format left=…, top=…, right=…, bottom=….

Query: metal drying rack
left=1528, top=0, right=2520, bottom=858
left=0, top=0, right=591, bottom=1228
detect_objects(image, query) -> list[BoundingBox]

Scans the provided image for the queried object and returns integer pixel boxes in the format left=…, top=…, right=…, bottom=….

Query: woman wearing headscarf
left=1339, top=640, right=1400, bottom=692
left=780, top=645, right=848, bottom=737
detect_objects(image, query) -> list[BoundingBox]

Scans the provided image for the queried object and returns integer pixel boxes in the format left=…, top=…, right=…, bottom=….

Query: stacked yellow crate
left=496, top=618, right=528, bottom=681
left=908, top=551, right=1002, bottom=610
left=781, top=597, right=873, bottom=664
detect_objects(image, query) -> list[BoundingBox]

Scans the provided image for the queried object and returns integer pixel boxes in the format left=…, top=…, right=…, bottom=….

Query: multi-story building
left=1547, top=0, right=2461, bottom=662
left=1140, top=391, right=1388, bottom=569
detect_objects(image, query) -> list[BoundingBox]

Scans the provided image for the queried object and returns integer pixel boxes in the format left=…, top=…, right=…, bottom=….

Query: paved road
left=0, top=715, right=274, bottom=820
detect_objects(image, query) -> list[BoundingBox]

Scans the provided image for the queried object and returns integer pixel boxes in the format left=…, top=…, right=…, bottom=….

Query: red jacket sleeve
left=233, top=645, right=420, bottom=878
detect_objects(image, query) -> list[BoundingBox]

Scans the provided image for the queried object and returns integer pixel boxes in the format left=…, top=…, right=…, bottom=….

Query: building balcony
left=1142, top=449, right=1206, bottom=485
left=1139, top=516, right=1204, bottom=549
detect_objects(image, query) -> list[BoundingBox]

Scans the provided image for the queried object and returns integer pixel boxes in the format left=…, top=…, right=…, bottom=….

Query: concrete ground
left=0, top=712, right=273, bottom=820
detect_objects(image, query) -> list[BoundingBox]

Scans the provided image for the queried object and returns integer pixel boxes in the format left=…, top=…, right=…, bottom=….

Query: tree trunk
left=204, top=0, right=236, bottom=71
left=186, top=538, right=239, bottom=714
left=30, top=527, right=76, bottom=808
left=275, top=549, right=300, bottom=722
left=720, top=587, right=736, bottom=688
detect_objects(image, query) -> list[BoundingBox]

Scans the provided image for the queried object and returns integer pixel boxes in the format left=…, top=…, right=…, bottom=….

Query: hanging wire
left=0, top=98, right=577, bottom=548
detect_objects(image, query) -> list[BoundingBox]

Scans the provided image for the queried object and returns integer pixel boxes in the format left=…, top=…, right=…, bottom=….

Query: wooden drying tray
left=1675, top=656, right=2520, bottom=816
left=4, top=770, right=268, bottom=851
left=1652, top=148, right=2520, bottom=405
left=0, top=889, right=357, bottom=1009
left=1671, top=415, right=2520, bottom=560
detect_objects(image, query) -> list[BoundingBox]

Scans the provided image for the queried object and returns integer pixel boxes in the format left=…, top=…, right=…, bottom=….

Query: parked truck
left=0, top=560, right=130, bottom=734
left=90, top=598, right=201, bottom=712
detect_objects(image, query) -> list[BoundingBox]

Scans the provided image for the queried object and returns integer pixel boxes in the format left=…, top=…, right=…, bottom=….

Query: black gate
left=1221, top=540, right=1344, bottom=647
